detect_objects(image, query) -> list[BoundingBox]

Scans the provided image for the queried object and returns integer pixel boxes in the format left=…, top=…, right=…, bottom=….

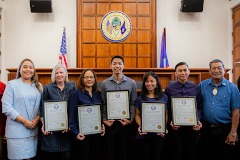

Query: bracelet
left=19, top=117, right=23, bottom=123
left=230, top=132, right=237, bottom=137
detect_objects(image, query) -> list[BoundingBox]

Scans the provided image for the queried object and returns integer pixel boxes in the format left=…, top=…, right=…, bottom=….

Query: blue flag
left=160, top=30, right=169, bottom=68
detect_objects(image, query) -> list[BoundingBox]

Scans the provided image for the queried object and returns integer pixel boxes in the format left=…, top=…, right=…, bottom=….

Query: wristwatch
left=230, top=132, right=237, bottom=137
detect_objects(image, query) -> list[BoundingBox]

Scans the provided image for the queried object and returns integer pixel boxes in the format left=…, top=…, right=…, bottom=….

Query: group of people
left=0, top=55, right=239, bottom=160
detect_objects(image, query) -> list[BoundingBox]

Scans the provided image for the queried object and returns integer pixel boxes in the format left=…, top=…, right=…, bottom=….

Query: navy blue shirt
left=164, top=81, right=203, bottom=121
left=135, top=94, right=168, bottom=139
left=200, top=78, right=240, bottom=124
left=69, top=89, right=102, bottom=137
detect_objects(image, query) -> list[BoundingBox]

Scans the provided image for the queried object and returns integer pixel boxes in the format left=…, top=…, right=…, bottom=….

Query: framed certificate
left=171, top=96, right=198, bottom=126
left=106, top=90, right=130, bottom=120
left=78, top=104, right=102, bottom=135
left=43, top=100, right=68, bottom=132
left=141, top=102, right=166, bottom=133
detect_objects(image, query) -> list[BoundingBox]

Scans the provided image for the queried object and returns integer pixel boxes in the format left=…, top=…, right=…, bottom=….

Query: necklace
left=212, top=87, right=218, bottom=96
left=57, top=88, right=66, bottom=100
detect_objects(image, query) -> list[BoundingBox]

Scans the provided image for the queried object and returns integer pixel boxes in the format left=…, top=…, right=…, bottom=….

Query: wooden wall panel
left=138, top=58, right=150, bottom=68
left=83, top=58, right=95, bottom=68
left=83, top=44, right=95, bottom=56
left=110, top=44, right=123, bottom=55
left=77, top=0, right=156, bottom=68
left=138, top=17, right=150, bottom=28
left=138, top=30, right=150, bottom=42
left=82, top=30, right=95, bottom=42
left=83, top=3, right=95, bottom=15
left=124, top=58, right=136, bottom=68
left=124, top=44, right=136, bottom=56
left=138, top=3, right=150, bottom=15
left=138, top=44, right=150, bottom=56
left=111, top=3, right=123, bottom=11
left=97, top=3, right=109, bottom=15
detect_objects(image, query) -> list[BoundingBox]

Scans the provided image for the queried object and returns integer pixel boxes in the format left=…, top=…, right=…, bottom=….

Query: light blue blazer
left=2, top=78, right=42, bottom=138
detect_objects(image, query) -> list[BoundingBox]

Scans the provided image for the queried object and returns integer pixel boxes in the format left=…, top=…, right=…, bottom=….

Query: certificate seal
left=151, top=105, right=156, bottom=110
left=158, top=125, right=162, bottom=129
left=54, top=104, right=59, bottom=109
left=189, top=118, right=193, bottom=122
left=181, top=100, right=186, bottom=105
left=87, top=108, right=92, bottom=113
left=61, top=123, right=64, bottom=127
left=101, top=11, right=132, bottom=42
left=115, top=93, right=120, bottom=98
left=122, top=111, right=126, bottom=115
left=95, top=126, right=98, bottom=130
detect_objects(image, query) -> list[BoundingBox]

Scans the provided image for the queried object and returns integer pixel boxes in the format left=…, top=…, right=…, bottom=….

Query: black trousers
left=41, top=151, right=71, bottom=160
left=136, top=137, right=164, bottom=160
left=168, top=126, right=198, bottom=160
left=201, top=121, right=233, bottom=160
left=73, top=134, right=101, bottom=160
left=105, top=121, right=132, bottom=160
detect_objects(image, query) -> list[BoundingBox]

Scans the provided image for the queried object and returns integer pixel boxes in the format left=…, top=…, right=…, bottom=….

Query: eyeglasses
left=84, top=76, right=95, bottom=80
left=211, top=67, right=223, bottom=71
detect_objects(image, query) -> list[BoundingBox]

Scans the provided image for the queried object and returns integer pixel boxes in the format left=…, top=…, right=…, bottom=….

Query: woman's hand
left=101, top=124, right=105, bottom=136
left=22, top=119, right=35, bottom=130
left=76, top=133, right=85, bottom=140
left=138, top=126, right=147, bottom=135
left=62, top=127, right=71, bottom=133
left=41, top=121, right=53, bottom=135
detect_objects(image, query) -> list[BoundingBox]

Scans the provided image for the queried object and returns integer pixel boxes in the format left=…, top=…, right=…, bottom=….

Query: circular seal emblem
left=115, top=93, right=120, bottom=98
left=181, top=100, right=186, bottom=105
left=54, top=104, right=59, bottom=109
left=61, top=123, right=64, bottom=127
left=95, top=126, right=98, bottom=130
left=122, top=111, right=126, bottom=115
left=151, top=105, right=156, bottom=110
left=101, top=11, right=131, bottom=42
left=158, top=125, right=162, bottom=129
left=189, top=118, right=193, bottom=122
left=87, top=108, right=92, bottom=113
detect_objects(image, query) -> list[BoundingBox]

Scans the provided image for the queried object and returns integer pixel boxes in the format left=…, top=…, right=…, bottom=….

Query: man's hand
left=103, top=120, right=115, bottom=127
left=225, top=133, right=238, bottom=145
left=119, top=118, right=131, bottom=126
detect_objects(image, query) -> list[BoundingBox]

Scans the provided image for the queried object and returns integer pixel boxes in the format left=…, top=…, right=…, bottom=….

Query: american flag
left=59, top=28, right=68, bottom=68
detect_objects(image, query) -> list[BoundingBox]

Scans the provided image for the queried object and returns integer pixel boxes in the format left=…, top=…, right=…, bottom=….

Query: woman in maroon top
left=0, top=81, right=6, bottom=160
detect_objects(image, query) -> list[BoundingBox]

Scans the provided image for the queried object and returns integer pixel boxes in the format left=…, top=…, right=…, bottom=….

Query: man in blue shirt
left=200, top=59, right=239, bottom=160
left=165, top=62, right=203, bottom=160
left=101, top=55, right=137, bottom=160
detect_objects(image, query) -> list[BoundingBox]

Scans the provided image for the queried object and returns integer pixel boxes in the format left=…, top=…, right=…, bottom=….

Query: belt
left=210, top=124, right=220, bottom=128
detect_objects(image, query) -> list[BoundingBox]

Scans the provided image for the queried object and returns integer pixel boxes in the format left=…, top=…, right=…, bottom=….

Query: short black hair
left=111, top=55, right=124, bottom=65
left=209, top=59, right=224, bottom=69
left=175, top=62, right=189, bottom=71
left=141, top=71, right=163, bottom=101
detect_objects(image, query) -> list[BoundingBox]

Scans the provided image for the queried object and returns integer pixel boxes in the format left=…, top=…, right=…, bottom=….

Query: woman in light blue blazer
left=2, top=58, right=42, bottom=160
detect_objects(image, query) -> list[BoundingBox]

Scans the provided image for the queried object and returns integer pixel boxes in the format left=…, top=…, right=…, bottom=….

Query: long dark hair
left=141, top=71, right=163, bottom=100
left=17, top=58, right=42, bottom=93
left=77, top=69, right=98, bottom=93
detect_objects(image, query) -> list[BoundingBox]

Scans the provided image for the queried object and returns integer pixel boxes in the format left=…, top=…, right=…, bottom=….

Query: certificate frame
left=78, top=104, right=102, bottom=135
left=141, top=101, right=166, bottom=133
left=43, top=100, right=68, bottom=132
left=171, top=96, right=198, bottom=126
left=106, top=90, right=130, bottom=120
